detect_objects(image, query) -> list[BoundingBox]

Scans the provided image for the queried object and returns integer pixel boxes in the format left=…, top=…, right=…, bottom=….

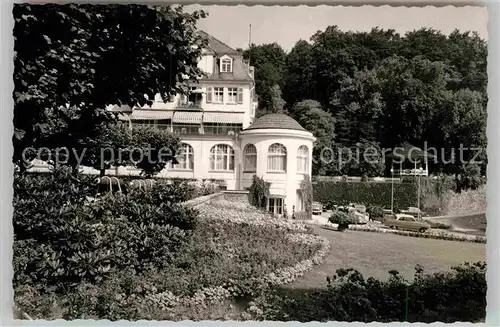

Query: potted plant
left=328, top=211, right=357, bottom=232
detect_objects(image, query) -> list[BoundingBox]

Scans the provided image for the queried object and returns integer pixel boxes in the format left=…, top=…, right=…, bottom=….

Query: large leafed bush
left=13, top=169, right=198, bottom=295
left=14, top=176, right=328, bottom=321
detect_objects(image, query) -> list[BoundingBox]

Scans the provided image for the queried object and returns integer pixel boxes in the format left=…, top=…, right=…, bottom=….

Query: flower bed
left=198, top=201, right=312, bottom=233
left=16, top=195, right=329, bottom=321
left=136, top=202, right=330, bottom=319
left=318, top=221, right=486, bottom=244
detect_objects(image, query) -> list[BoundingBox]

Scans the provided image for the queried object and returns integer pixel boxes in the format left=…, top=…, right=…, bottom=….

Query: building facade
left=110, top=31, right=315, bottom=217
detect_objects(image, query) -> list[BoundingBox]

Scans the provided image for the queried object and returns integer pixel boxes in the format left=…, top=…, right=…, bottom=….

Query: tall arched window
left=210, top=144, right=235, bottom=171
left=267, top=143, right=287, bottom=172
left=172, top=143, right=194, bottom=170
left=297, top=145, right=309, bottom=173
left=243, top=144, right=257, bottom=172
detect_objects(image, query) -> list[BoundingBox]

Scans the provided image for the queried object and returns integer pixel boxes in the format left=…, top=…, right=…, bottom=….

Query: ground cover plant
left=13, top=172, right=327, bottom=320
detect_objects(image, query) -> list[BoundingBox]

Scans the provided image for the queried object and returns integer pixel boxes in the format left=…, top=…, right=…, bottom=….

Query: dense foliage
left=81, top=122, right=182, bottom=177
left=314, top=178, right=456, bottom=212
left=245, top=27, right=487, bottom=176
left=314, top=181, right=417, bottom=210
left=298, top=175, right=313, bottom=219
left=14, top=193, right=325, bottom=320
left=248, top=175, right=270, bottom=209
left=13, top=170, right=201, bottom=293
left=247, top=261, right=486, bottom=323
left=328, top=211, right=357, bottom=230
left=13, top=4, right=206, bottom=171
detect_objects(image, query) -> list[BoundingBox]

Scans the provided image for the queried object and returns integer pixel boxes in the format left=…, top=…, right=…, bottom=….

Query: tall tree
left=291, top=100, right=336, bottom=175
left=330, top=68, right=384, bottom=144
left=13, top=4, right=206, bottom=171
left=243, top=43, right=287, bottom=111
left=283, top=40, right=316, bottom=106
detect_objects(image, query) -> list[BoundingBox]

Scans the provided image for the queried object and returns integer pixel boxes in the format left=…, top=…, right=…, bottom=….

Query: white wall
left=197, top=54, right=214, bottom=75
left=157, top=136, right=240, bottom=190
left=239, top=132, right=315, bottom=216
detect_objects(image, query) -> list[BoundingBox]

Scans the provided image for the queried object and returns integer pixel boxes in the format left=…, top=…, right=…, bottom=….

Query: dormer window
left=220, top=56, right=233, bottom=73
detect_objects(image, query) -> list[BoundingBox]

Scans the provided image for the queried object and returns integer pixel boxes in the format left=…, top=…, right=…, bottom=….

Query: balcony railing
left=131, top=123, right=242, bottom=136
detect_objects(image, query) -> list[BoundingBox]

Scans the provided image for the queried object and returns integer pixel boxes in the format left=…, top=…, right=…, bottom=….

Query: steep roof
left=197, top=30, right=252, bottom=81
left=386, top=142, right=437, bottom=160
left=244, top=113, right=308, bottom=132
left=207, top=57, right=253, bottom=81
left=198, top=30, right=240, bottom=56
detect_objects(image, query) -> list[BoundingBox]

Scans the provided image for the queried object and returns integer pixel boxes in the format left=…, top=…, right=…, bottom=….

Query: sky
left=184, top=5, right=488, bottom=52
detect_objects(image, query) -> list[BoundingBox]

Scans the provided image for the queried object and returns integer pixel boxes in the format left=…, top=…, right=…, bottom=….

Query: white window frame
left=243, top=144, right=257, bottom=172
left=220, top=58, right=232, bottom=73
left=268, top=197, right=284, bottom=215
left=228, top=87, right=238, bottom=104
left=210, top=144, right=235, bottom=171
left=213, top=87, right=224, bottom=104
left=297, top=145, right=309, bottom=173
left=267, top=143, right=287, bottom=172
left=171, top=143, right=194, bottom=171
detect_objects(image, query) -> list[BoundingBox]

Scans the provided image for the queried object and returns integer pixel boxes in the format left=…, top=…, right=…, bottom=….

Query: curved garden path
left=426, top=212, right=486, bottom=235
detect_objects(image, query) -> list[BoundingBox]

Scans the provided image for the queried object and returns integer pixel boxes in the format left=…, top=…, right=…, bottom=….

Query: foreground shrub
left=247, top=261, right=486, bottom=323
left=15, top=215, right=324, bottom=320
left=15, top=198, right=328, bottom=320
left=13, top=169, right=95, bottom=240
left=13, top=169, right=197, bottom=295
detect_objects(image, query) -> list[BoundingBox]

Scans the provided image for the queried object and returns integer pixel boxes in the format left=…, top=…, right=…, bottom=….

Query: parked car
left=352, top=210, right=369, bottom=224
left=312, top=202, right=323, bottom=215
left=383, top=214, right=431, bottom=233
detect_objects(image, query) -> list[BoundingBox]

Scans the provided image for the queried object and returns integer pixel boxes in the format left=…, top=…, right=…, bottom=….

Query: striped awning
left=130, top=110, right=173, bottom=120
left=173, top=111, right=203, bottom=124
left=203, top=112, right=243, bottom=124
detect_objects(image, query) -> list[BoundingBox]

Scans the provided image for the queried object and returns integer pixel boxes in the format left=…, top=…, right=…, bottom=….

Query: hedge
left=313, top=181, right=418, bottom=210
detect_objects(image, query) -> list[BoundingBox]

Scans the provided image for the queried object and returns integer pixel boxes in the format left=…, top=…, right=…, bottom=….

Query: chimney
left=249, top=66, right=255, bottom=79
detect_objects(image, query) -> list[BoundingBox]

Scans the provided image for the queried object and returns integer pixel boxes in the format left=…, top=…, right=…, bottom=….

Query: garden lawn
left=287, top=225, right=486, bottom=289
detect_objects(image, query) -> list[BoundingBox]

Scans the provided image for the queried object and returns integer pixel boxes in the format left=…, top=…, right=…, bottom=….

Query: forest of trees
left=243, top=27, right=487, bottom=179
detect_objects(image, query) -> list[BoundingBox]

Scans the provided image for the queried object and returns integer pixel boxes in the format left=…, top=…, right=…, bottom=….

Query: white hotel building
left=111, top=32, right=315, bottom=216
